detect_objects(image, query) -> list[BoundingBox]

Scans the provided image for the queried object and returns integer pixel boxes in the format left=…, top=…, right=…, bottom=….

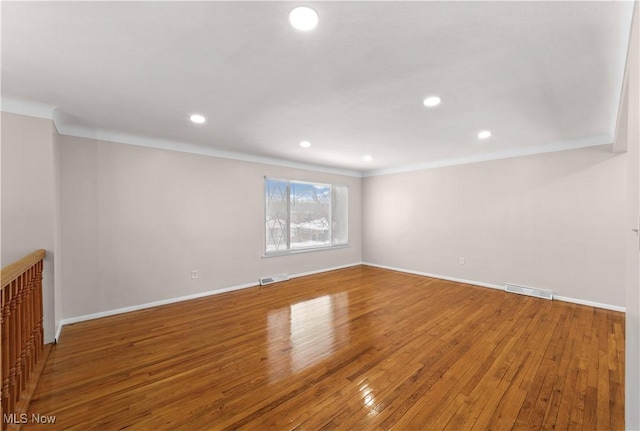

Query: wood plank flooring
left=22, top=266, right=624, bottom=430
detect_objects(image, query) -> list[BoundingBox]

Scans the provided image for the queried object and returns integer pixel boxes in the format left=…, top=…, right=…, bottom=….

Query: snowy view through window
left=265, top=179, right=348, bottom=253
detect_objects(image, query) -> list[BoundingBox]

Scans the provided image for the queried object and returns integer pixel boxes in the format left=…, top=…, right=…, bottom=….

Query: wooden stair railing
left=1, top=250, right=46, bottom=430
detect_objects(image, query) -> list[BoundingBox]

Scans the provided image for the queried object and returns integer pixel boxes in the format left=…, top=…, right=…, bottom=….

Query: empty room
left=1, top=1, right=639, bottom=430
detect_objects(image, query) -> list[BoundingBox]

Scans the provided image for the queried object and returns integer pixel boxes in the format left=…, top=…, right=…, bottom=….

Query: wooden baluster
left=25, top=268, right=31, bottom=387
left=31, top=266, right=37, bottom=365
left=29, top=267, right=35, bottom=380
left=15, top=275, right=24, bottom=403
left=1, top=285, right=9, bottom=423
left=7, top=282, right=16, bottom=415
left=18, top=271, right=24, bottom=403
left=35, top=262, right=43, bottom=362
left=34, top=263, right=40, bottom=364
left=27, top=266, right=35, bottom=376
left=23, top=267, right=33, bottom=391
left=22, top=274, right=28, bottom=401
left=34, top=264, right=40, bottom=364
left=23, top=268, right=30, bottom=389
left=26, top=267, right=33, bottom=387
left=27, top=266, right=33, bottom=380
left=1, top=290, right=3, bottom=431
left=18, top=273, right=25, bottom=399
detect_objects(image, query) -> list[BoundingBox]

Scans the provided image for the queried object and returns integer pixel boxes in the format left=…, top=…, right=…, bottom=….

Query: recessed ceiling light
left=423, top=96, right=441, bottom=107
left=190, top=114, right=206, bottom=124
left=289, top=7, right=318, bottom=31
left=363, top=155, right=373, bottom=162
left=299, top=141, right=311, bottom=148
left=478, top=130, right=492, bottom=139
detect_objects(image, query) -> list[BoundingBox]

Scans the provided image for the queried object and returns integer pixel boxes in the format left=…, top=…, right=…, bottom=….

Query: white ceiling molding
left=1, top=97, right=57, bottom=121
left=1, top=97, right=362, bottom=178
left=362, top=135, right=613, bottom=178
left=0, top=98, right=617, bottom=178
left=61, top=126, right=365, bottom=178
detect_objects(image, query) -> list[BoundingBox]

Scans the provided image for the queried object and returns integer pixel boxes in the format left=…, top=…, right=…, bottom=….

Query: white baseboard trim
left=362, top=262, right=504, bottom=291
left=56, top=261, right=363, bottom=341
left=553, top=295, right=625, bottom=312
left=58, top=281, right=259, bottom=330
left=362, top=262, right=626, bottom=312
left=288, top=262, right=363, bottom=280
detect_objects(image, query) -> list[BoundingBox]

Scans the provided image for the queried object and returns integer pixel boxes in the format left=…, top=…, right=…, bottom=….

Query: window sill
left=262, top=244, right=351, bottom=258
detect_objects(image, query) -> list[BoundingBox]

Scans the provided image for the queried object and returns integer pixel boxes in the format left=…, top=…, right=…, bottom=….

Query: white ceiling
left=1, top=1, right=635, bottom=176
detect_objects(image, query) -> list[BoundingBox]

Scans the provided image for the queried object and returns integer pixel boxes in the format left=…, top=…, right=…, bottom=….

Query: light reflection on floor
left=267, top=292, right=349, bottom=382
left=360, top=381, right=379, bottom=417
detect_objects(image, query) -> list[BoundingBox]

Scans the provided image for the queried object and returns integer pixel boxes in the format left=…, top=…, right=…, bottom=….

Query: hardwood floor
left=23, top=266, right=624, bottom=430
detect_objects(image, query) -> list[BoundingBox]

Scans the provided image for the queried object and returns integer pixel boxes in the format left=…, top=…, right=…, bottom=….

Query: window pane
left=265, top=178, right=348, bottom=254
left=332, top=184, right=348, bottom=245
left=290, top=182, right=331, bottom=249
left=265, top=179, right=288, bottom=252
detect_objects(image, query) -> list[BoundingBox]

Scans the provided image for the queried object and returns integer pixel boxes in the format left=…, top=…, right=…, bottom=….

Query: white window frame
left=264, top=177, right=349, bottom=257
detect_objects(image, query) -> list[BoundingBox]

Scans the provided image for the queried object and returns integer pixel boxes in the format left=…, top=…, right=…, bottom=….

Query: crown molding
left=2, top=97, right=615, bottom=179
left=361, top=135, right=613, bottom=177
left=1, top=97, right=362, bottom=178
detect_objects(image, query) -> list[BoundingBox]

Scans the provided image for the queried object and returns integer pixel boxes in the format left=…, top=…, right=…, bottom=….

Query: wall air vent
left=505, top=283, right=553, bottom=300
left=259, top=273, right=289, bottom=286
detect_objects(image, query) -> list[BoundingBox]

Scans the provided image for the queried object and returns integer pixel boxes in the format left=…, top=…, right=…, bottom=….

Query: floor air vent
left=259, top=273, right=289, bottom=286
left=505, top=283, right=553, bottom=300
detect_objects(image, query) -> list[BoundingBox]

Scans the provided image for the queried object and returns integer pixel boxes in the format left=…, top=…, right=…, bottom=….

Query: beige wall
left=1, top=112, right=57, bottom=343
left=59, top=135, right=362, bottom=319
left=363, top=145, right=627, bottom=308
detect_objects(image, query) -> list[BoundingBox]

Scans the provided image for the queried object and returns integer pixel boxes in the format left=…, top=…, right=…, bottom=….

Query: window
left=265, top=178, right=348, bottom=254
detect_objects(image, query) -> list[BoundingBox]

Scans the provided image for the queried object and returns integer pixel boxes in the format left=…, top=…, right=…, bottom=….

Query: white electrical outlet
left=191, top=270, right=198, bottom=279
left=459, top=257, right=465, bottom=265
